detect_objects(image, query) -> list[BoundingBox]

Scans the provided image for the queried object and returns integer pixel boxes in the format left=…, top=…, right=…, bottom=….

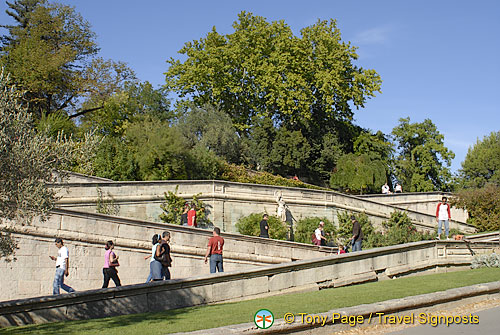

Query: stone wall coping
left=50, top=208, right=337, bottom=253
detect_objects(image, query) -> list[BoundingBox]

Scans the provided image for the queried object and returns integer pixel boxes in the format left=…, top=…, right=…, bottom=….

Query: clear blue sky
left=1, top=0, right=499, bottom=172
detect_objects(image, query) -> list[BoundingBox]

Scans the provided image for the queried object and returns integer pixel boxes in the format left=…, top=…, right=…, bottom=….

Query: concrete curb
left=174, top=281, right=500, bottom=334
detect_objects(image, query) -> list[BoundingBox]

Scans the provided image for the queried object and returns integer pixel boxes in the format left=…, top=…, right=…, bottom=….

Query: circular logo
left=254, top=309, right=274, bottom=329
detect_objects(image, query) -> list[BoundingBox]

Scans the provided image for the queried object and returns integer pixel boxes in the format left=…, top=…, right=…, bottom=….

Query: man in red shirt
left=187, top=203, right=197, bottom=227
left=204, top=227, right=224, bottom=273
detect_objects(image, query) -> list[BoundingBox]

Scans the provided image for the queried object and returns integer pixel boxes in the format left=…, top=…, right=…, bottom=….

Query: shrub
left=337, top=211, right=378, bottom=248
left=235, top=213, right=288, bottom=240
left=380, top=211, right=434, bottom=246
left=220, top=163, right=325, bottom=190
left=452, top=184, right=500, bottom=232
left=471, top=253, right=500, bottom=269
left=294, top=217, right=336, bottom=244
left=159, top=187, right=212, bottom=227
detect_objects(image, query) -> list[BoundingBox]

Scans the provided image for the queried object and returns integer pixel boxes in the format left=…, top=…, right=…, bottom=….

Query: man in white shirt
left=435, top=197, right=451, bottom=240
left=314, top=221, right=327, bottom=246
left=381, top=183, right=391, bottom=194
left=49, top=238, right=75, bottom=295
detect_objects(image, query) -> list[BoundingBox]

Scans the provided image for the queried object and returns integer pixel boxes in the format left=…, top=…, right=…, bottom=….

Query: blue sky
left=1, top=0, right=499, bottom=172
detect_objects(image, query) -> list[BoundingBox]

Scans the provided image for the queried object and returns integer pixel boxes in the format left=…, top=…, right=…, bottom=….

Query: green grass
left=1, top=268, right=499, bottom=335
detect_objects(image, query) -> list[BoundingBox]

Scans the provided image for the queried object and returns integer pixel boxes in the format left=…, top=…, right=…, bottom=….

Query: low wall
left=53, top=180, right=474, bottom=234
left=0, top=209, right=335, bottom=302
left=359, top=192, right=468, bottom=223
left=0, top=240, right=497, bottom=327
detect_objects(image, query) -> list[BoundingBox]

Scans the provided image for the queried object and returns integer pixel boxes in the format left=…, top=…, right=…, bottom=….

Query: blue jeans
left=352, top=240, right=362, bottom=252
left=53, top=268, right=75, bottom=295
left=438, top=220, right=449, bottom=237
left=209, top=254, right=224, bottom=273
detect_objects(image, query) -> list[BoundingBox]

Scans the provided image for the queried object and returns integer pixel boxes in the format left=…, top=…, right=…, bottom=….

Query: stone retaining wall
left=53, top=180, right=474, bottom=234
left=359, top=192, right=468, bottom=223
left=0, top=240, right=497, bottom=327
left=0, top=209, right=336, bottom=301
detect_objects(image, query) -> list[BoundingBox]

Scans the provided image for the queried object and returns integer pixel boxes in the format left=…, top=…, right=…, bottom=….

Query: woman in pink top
left=102, top=240, right=121, bottom=288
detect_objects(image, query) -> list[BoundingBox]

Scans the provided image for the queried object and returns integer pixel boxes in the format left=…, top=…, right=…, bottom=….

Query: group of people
left=382, top=182, right=403, bottom=194
left=50, top=197, right=452, bottom=295
left=312, top=216, right=363, bottom=252
left=49, top=226, right=225, bottom=295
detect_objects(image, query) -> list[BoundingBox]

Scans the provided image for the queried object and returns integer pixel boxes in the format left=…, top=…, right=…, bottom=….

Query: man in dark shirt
left=259, top=214, right=269, bottom=238
left=350, top=215, right=364, bottom=252
left=204, top=227, right=224, bottom=273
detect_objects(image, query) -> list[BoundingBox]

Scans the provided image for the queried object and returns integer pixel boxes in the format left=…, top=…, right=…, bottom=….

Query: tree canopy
left=392, top=117, right=454, bottom=192
left=458, top=131, right=500, bottom=189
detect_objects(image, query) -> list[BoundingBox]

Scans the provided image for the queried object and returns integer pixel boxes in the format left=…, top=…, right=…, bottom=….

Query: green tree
left=175, top=104, right=241, bottom=163
left=452, top=184, right=500, bottom=232
left=392, top=117, right=454, bottom=192
left=165, top=12, right=381, bottom=132
left=294, top=217, right=336, bottom=245
left=459, top=131, right=500, bottom=188
left=330, top=153, right=387, bottom=194
left=0, top=70, right=98, bottom=258
left=235, top=213, right=287, bottom=240
left=0, top=0, right=100, bottom=118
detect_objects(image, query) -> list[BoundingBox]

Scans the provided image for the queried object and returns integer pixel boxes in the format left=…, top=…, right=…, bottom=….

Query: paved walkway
left=388, top=306, right=500, bottom=335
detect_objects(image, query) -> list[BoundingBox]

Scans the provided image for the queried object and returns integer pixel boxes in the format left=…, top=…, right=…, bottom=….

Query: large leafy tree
left=392, top=117, right=454, bottom=192
left=0, top=0, right=100, bottom=118
left=0, top=71, right=100, bottom=258
left=165, top=12, right=381, bottom=184
left=330, top=130, right=392, bottom=194
left=165, top=12, right=381, bottom=132
left=458, top=131, right=500, bottom=188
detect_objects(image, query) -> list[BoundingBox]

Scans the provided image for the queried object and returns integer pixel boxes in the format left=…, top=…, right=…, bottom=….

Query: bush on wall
left=294, top=217, right=336, bottom=244
left=235, top=213, right=288, bottom=240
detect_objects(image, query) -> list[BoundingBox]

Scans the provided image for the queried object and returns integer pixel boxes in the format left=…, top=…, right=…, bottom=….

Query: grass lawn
left=1, top=268, right=499, bottom=335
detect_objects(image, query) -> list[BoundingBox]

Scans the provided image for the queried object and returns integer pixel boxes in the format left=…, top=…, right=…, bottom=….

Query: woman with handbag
left=102, top=240, right=121, bottom=288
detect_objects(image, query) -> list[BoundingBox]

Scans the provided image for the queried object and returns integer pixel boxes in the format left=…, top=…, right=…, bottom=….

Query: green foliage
left=0, top=70, right=99, bottom=258
left=452, top=184, right=500, bottom=232
left=159, top=187, right=186, bottom=225
left=92, top=136, right=139, bottom=181
left=165, top=12, right=381, bottom=185
left=36, top=111, right=77, bottom=138
left=166, top=12, right=381, bottom=131
left=0, top=228, right=17, bottom=262
left=459, top=131, right=500, bottom=189
left=235, top=213, right=288, bottom=240
left=159, top=187, right=212, bottom=228
left=176, top=104, right=241, bottom=163
left=330, top=153, right=387, bottom=194
left=294, top=217, right=336, bottom=244
left=0, top=1, right=99, bottom=117
left=220, top=163, right=325, bottom=190
left=392, top=117, right=454, bottom=192
left=380, top=211, right=434, bottom=246
left=471, top=253, right=500, bottom=269
left=337, top=211, right=378, bottom=248
left=95, top=187, right=119, bottom=216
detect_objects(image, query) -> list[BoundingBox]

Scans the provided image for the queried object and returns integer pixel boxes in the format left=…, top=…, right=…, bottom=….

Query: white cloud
left=353, top=25, right=393, bottom=45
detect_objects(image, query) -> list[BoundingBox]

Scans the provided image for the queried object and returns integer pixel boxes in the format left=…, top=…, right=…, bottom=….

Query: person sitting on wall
left=381, top=183, right=391, bottom=194
left=394, top=183, right=402, bottom=193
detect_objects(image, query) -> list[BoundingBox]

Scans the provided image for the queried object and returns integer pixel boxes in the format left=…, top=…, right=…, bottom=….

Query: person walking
left=204, top=227, right=224, bottom=273
left=259, top=214, right=269, bottom=238
left=102, top=240, right=121, bottom=288
left=350, top=216, right=364, bottom=252
left=436, top=196, right=451, bottom=240
left=145, top=234, right=161, bottom=283
left=153, top=231, right=172, bottom=280
left=49, top=238, right=75, bottom=295
left=313, top=221, right=327, bottom=246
